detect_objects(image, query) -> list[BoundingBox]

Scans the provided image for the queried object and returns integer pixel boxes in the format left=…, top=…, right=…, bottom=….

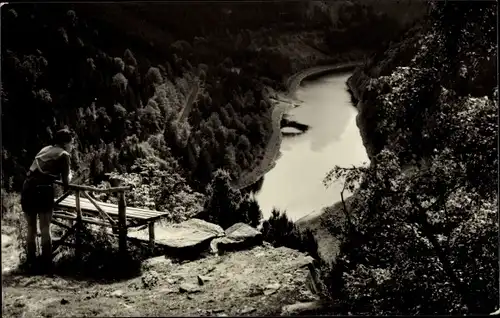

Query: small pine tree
left=202, top=169, right=242, bottom=229
left=262, top=209, right=320, bottom=259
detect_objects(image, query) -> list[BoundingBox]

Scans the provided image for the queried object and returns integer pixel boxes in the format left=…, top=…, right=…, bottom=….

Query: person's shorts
left=21, top=179, right=54, bottom=215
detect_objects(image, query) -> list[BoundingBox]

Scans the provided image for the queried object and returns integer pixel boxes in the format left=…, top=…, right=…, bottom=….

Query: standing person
left=21, top=128, right=74, bottom=272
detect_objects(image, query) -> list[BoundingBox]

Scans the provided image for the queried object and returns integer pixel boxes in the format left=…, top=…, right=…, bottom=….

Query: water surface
left=256, top=73, right=369, bottom=221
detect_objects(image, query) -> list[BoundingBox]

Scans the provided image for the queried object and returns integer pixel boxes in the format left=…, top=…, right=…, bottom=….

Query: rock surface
left=240, top=306, right=256, bottom=314
left=110, top=290, right=125, bottom=298
left=281, top=301, right=323, bottom=316
left=295, top=201, right=352, bottom=263
left=197, top=275, right=212, bottom=285
left=210, top=237, right=232, bottom=254
left=211, top=223, right=263, bottom=254
left=129, top=218, right=224, bottom=249
left=2, top=234, right=13, bottom=248
left=2, top=230, right=315, bottom=317
left=264, top=283, right=281, bottom=295
left=179, top=283, right=202, bottom=294
left=225, top=223, right=261, bottom=241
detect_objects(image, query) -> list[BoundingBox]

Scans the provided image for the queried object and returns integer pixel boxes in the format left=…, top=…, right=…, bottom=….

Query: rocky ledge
left=2, top=224, right=320, bottom=317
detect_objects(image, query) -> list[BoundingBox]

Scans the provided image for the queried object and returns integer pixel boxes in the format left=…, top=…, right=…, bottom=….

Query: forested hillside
left=1, top=3, right=275, bottom=195
left=1, top=1, right=424, bottom=204
left=319, top=1, right=498, bottom=314
left=6, top=1, right=489, bottom=316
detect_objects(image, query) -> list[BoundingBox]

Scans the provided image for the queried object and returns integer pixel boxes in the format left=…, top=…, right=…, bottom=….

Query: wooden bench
left=51, top=179, right=169, bottom=258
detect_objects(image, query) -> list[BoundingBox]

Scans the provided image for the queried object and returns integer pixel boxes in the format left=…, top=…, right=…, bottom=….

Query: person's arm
left=60, top=153, right=71, bottom=192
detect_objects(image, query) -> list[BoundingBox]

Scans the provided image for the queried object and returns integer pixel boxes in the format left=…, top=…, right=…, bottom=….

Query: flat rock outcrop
left=210, top=223, right=263, bottom=254
left=225, top=223, right=261, bottom=241
left=128, top=218, right=225, bottom=250
left=1, top=241, right=320, bottom=317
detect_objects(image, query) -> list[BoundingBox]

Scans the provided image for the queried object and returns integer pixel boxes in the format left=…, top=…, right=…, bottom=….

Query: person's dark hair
left=53, top=128, right=73, bottom=146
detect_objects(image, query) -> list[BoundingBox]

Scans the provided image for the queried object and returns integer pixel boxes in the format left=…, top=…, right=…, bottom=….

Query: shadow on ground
left=4, top=224, right=221, bottom=285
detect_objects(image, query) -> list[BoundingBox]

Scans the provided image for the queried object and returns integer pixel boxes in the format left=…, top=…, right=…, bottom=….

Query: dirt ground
left=1, top=225, right=318, bottom=317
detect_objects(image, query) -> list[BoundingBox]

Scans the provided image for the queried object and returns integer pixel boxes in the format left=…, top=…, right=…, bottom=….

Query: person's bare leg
left=24, top=212, right=38, bottom=266
left=39, top=209, right=53, bottom=269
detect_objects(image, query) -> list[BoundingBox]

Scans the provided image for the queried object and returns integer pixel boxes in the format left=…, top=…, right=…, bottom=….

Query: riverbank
left=286, top=62, right=364, bottom=99
left=234, top=61, right=364, bottom=191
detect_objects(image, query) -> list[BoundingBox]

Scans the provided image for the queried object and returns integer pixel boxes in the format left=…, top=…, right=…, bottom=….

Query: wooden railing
left=53, top=178, right=132, bottom=256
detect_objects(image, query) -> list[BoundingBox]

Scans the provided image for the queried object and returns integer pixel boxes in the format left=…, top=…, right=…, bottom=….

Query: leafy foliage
left=0, top=4, right=277, bottom=194
left=261, top=209, right=320, bottom=261
left=320, top=1, right=498, bottom=315
left=198, top=170, right=262, bottom=229
left=0, top=190, right=31, bottom=266
left=1, top=2, right=423, bottom=198
left=323, top=0, right=426, bottom=52
left=51, top=224, right=146, bottom=281
left=95, top=157, right=204, bottom=223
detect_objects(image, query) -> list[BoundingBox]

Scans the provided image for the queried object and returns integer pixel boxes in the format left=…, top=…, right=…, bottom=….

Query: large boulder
left=225, top=222, right=261, bottom=240
left=156, top=218, right=225, bottom=249
left=210, top=223, right=262, bottom=254
left=281, top=301, right=324, bottom=316
left=129, top=218, right=224, bottom=259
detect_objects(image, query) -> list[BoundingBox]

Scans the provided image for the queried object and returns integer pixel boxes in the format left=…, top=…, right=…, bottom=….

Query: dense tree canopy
left=0, top=4, right=278, bottom=194
left=1, top=2, right=429, bottom=230
left=96, top=157, right=205, bottom=223
left=319, top=1, right=498, bottom=315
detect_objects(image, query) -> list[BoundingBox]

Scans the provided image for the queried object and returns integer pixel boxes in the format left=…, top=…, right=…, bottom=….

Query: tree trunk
left=340, top=184, right=356, bottom=235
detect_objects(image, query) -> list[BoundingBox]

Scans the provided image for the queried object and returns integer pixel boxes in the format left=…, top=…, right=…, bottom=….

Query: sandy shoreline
left=233, top=61, right=364, bottom=190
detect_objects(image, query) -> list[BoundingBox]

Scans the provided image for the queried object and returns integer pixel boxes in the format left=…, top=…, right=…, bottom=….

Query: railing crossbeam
left=81, top=191, right=116, bottom=225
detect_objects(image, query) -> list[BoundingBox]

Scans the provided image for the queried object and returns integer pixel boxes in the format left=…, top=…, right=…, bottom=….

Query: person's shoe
left=20, top=261, right=41, bottom=275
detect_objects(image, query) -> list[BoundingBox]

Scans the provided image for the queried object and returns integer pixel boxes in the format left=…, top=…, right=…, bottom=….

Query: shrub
left=318, top=2, right=498, bottom=314
left=199, top=170, right=262, bottom=229
left=95, top=157, right=205, bottom=223
left=0, top=189, right=29, bottom=264
left=261, top=208, right=320, bottom=260
left=1, top=188, right=22, bottom=221
left=237, top=194, right=263, bottom=228
left=51, top=224, right=146, bottom=281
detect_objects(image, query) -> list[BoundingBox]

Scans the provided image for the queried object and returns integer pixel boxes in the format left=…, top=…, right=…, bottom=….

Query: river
left=255, top=72, right=369, bottom=222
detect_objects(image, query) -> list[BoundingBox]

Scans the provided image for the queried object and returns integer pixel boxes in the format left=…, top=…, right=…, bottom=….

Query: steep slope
left=1, top=1, right=429, bottom=206
left=315, top=1, right=498, bottom=315
left=1, top=225, right=317, bottom=317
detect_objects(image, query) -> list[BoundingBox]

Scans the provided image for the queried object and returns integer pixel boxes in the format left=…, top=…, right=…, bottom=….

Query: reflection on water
left=281, top=127, right=304, bottom=134
left=256, top=73, right=369, bottom=221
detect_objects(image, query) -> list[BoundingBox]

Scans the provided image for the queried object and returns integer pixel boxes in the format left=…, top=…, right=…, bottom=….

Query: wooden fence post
left=118, top=190, right=127, bottom=254
left=148, top=222, right=155, bottom=252
left=75, top=190, right=82, bottom=260
left=110, top=177, right=127, bottom=255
